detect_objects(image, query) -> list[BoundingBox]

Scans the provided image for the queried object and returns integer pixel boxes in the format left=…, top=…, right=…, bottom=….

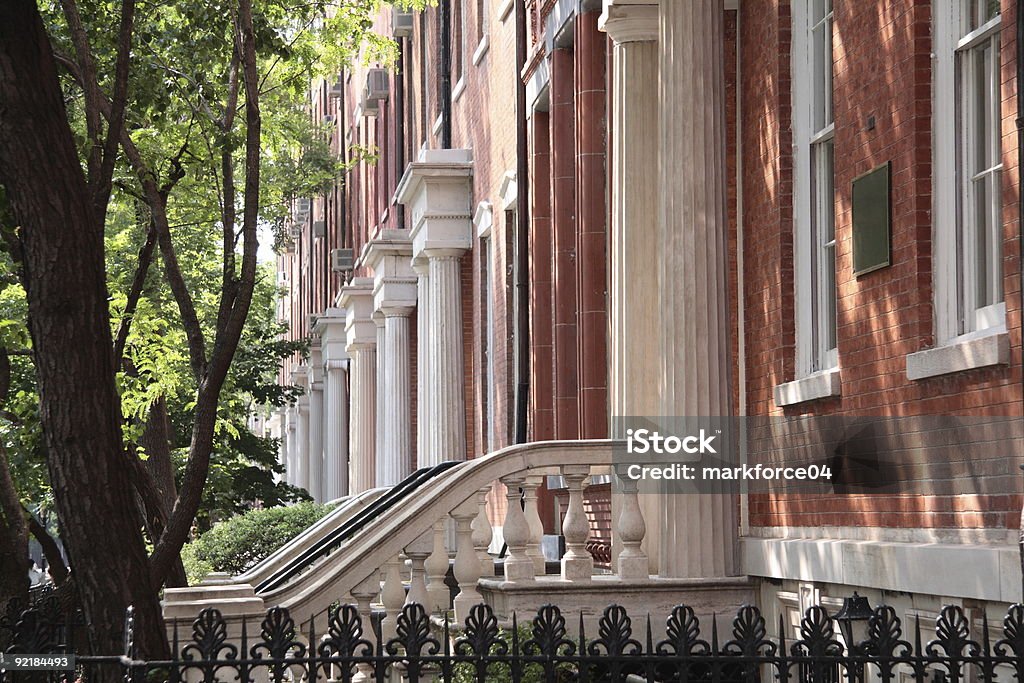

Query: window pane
left=812, top=140, right=837, bottom=363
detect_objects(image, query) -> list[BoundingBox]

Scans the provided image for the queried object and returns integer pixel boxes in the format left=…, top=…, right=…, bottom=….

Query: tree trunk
left=0, top=444, right=29, bottom=633
left=0, top=0, right=167, bottom=662
left=139, top=396, right=188, bottom=587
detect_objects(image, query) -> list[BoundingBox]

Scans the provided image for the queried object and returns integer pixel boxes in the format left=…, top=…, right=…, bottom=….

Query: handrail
left=234, top=487, right=385, bottom=587
left=261, top=439, right=616, bottom=620
left=255, top=460, right=462, bottom=593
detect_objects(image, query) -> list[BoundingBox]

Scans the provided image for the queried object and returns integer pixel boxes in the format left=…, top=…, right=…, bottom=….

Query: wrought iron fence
left=2, top=598, right=1024, bottom=683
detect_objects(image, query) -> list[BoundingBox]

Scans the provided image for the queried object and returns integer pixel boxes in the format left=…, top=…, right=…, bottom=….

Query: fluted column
left=373, top=315, right=387, bottom=487
left=284, top=408, right=296, bottom=485
left=341, top=280, right=378, bottom=495
left=394, top=149, right=474, bottom=466
left=657, top=0, right=736, bottom=578
left=601, top=0, right=661, bottom=577
left=317, top=308, right=350, bottom=501
left=275, top=407, right=288, bottom=483
left=382, top=311, right=413, bottom=483
left=291, top=366, right=310, bottom=493
left=413, top=260, right=431, bottom=467
left=367, top=230, right=416, bottom=485
left=426, top=250, right=467, bottom=463
left=308, top=342, right=325, bottom=502
left=349, top=346, right=376, bottom=493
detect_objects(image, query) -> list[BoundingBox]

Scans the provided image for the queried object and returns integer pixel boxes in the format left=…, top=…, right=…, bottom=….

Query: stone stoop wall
left=740, top=0, right=1023, bottom=535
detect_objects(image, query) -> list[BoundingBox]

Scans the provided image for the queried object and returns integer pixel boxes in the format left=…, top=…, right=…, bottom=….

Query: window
left=480, top=235, right=495, bottom=451
left=934, top=0, right=1004, bottom=340
left=792, top=0, right=837, bottom=375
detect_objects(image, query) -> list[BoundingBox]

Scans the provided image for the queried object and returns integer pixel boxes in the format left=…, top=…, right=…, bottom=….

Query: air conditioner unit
left=312, top=220, right=326, bottom=238
left=289, top=223, right=302, bottom=239
left=331, top=248, right=355, bottom=273
left=361, top=93, right=379, bottom=118
left=392, top=10, right=413, bottom=37
left=365, top=68, right=389, bottom=102
left=328, top=76, right=344, bottom=99
left=295, top=198, right=311, bottom=214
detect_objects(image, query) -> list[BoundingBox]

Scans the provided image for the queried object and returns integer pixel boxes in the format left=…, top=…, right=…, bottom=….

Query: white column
left=426, top=250, right=467, bottom=463
left=295, top=394, right=310, bottom=493
left=657, top=0, right=736, bottom=578
left=324, top=360, right=349, bottom=499
left=381, top=310, right=413, bottom=483
left=413, top=260, right=431, bottom=468
left=316, top=308, right=350, bottom=500
left=373, top=315, right=386, bottom=487
left=275, top=407, right=288, bottom=483
left=308, top=343, right=325, bottom=502
left=600, top=0, right=662, bottom=577
left=349, top=345, right=376, bottom=494
left=341, top=280, right=377, bottom=495
left=284, top=408, right=296, bottom=485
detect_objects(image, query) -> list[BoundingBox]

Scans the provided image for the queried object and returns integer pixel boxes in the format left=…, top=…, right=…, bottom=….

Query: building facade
left=272, top=0, right=1023, bottom=638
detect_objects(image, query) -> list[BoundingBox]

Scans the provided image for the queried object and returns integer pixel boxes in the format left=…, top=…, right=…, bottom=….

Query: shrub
left=181, top=501, right=333, bottom=584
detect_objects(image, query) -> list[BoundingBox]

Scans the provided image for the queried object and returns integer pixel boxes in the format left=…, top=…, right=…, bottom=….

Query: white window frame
left=933, top=0, right=1005, bottom=343
left=792, top=0, right=838, bottom=377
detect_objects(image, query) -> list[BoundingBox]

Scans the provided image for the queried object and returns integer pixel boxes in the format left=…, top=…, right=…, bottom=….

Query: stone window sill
left=773, top=367, right=841, bottom=408
left=905, top=328, right=1009, bottom=380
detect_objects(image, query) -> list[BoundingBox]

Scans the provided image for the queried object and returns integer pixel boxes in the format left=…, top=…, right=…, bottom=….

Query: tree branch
left=113, top=215, right=157, bottom=368
left=22, top=507, right=69, bottom=585
left=92, top=0, right=136, bottom=220
left=57, top=0, right=103, bottom=192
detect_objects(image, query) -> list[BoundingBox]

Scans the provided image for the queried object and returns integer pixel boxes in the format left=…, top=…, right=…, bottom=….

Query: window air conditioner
left=392, top=10, right=413, bottom=38
left=289, top=223, right=302, bottom=240
left=328, top=76, right=344, bottom=99
left=331, top=248, right=355, bottom=273
left=365, top=68, right=389, bottom=102
left=295, top=198, right=311, bottom=214
left=361, top=93, right=379, bottom=117
left=312, top=220, right=326, bottom=238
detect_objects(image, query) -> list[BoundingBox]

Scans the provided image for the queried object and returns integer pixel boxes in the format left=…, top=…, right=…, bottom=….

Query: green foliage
left=181, top=501, right=334, bottom=582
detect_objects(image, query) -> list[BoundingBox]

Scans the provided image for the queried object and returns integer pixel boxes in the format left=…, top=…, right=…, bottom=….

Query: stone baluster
left=471, top=487, right=494, bottom=577
left=523, top=476, right=546, bottom=575
left=615, top=466, right=649, bottom=580
left=561, top=465, right=593, bottom=581
left=451, top=495, right=485, bottom=622
left=379, top=555, right=405, bottom=643
left=350, top=572, right=380, bottom=683
left=404, top=532, right=433, bottom=608
left=424, top=520, right=450, bottom=613
left=500, top=476, right=534, bottom=582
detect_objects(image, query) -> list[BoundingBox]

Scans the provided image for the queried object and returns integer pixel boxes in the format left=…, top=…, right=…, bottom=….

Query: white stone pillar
left=367, top=228, right=418, bottom=486
left=395, top=149, right=474, bottom=466
left=657, top=0, right=736, bottom=579
left=426, top=250, right=467, bottom=463
left=413, top=259, right=431, bottom=468
left=291, top=367, right=310, bottom=493
left=274, top=407, right=287, bottom=483
left=341, top=279, right=377, bottom=494
left=284, top=407, right=296, bottom=485
left=600, top=0, right=662, bottom=577
left=373, top=314, right=386, bottom=487
left=316, top=308, right=350, bottom=500
left=308, top=342, right=325, bottom=503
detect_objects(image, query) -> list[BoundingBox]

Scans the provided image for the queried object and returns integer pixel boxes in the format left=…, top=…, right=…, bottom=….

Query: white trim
left=498, top=0, right=514, bottom=22
left=474, top=201, right=494, bottom=238
left=472, top=33, right=490, bottom=66
left=743, top=536, right=1021, bottom=603
left=451, top=76, right=467, bottom=103
left=773, top=367, right=841, bottom=407
left=431, top=113, right=443, bottom=137
left=905, top=326, right=1009, bottom=380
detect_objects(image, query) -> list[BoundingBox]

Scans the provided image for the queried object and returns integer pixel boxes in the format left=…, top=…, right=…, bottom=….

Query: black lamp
left=835, top=591, right=874, bottom=652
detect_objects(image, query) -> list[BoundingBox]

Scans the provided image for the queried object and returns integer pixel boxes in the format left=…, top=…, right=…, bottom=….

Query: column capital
left=315, top=307, right=350, bottom=365
left=394, top=148, right=474, bottom=261
left=309, top=342, right=324, bottom=385
left=339, top=278, right=377, bottom=351
left=366, top=229, right=419, bottom=315
left=599, top=1, right=658, bottom=44
left=290, top=365, right=310, bottom=389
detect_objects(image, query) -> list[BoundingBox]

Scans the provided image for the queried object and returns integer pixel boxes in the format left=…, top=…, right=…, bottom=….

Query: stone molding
left=599, top=2, right=657, bottom=44
left=394, top=149, right=474, bottom=261
left=339, top=279, right=377, bottom=351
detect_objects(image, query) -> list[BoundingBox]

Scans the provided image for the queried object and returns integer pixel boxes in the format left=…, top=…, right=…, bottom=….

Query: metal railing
left=3, top=598, right=1024, bottom=683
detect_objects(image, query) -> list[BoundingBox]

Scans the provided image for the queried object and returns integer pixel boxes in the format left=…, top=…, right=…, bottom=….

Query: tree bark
left=0, top=0, right=166, bottom=661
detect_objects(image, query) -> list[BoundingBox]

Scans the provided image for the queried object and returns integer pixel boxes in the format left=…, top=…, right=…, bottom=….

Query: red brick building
left=269, top=0, right=1024, bottom=630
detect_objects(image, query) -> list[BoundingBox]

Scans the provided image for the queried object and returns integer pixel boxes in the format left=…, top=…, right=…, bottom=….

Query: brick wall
left=742, top=0, right=1023, bottom=532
